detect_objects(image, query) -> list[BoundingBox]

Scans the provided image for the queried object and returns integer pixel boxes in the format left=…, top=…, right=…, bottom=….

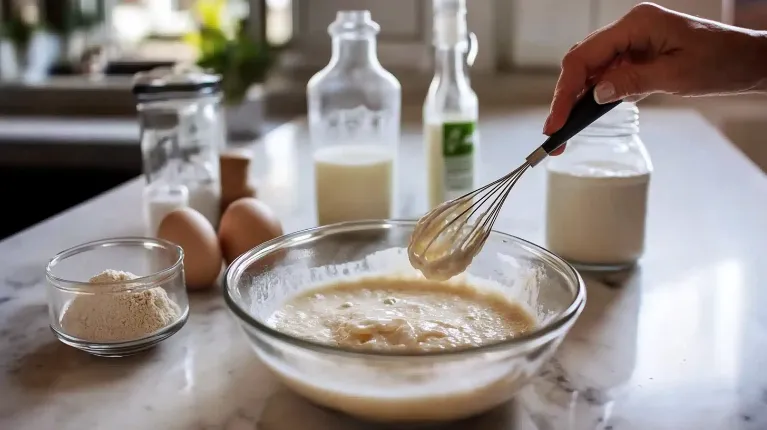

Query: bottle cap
left=433, top=0, right=468, bottom=47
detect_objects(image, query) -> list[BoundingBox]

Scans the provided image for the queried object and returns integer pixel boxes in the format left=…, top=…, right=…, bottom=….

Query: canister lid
left=132, top=64, right=221, bottom=97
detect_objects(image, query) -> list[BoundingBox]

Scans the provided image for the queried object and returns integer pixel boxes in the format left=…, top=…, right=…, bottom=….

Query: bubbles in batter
left=267, top=276, right=536, bottom=353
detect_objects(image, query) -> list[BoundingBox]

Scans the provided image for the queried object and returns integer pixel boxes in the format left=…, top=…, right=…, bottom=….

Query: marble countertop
left=1, top=108, right=766, bottom=430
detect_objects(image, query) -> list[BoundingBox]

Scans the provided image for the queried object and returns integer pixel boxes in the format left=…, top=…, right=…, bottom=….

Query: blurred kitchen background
left=0, top=0, right=765, bottom=239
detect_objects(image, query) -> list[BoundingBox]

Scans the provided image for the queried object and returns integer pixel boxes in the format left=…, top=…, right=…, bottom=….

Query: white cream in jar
left=546, top=160, right=650, bottom=267
left=544, top=103, right=652, bottom=270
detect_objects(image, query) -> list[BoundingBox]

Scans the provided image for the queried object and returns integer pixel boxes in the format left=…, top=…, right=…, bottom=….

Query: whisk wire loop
left=410, top=162, right=531, bottom=280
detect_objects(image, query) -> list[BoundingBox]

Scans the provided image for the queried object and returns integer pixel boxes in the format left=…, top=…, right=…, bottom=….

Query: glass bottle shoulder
left=423, top=80, right=477, bottom=124
left=308, top=62, right=400, bottom=95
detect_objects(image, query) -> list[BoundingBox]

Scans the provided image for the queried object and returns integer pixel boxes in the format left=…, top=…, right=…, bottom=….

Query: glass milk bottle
left=133, top=66, right=226, bottom=235
left=423, top=0, right=479, bottom=210
left=545, top=102, right=653, bottom=271
left=307, top=11, right=401, bottom=226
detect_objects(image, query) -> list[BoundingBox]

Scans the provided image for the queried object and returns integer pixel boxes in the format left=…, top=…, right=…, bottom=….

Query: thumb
left=593, top=62, right=668, bottom=104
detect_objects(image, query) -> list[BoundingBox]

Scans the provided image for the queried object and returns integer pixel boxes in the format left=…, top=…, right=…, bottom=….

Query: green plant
left=185, top=0, right=277, bottom=105
left=0, top=17, right=38, bottom=52
left=195, top=20, right=274, bottom=104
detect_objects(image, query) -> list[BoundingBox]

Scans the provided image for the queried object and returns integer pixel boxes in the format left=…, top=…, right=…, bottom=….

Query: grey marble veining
left=1, top=108, right=767, bottom=429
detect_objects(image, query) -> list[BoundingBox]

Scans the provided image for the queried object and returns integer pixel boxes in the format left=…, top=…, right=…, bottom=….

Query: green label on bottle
left=441, top=122, right=476, bottom=192
left=442, top=122, right=475, bottom=157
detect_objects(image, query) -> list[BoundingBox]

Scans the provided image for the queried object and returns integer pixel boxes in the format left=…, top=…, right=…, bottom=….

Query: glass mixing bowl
left=224, top=220, right=585, bottom=423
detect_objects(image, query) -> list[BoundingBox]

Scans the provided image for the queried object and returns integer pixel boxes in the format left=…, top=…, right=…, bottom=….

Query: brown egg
left=158, top=207, right=223, bottom=290
left=218, top=198, right=283, bottom=264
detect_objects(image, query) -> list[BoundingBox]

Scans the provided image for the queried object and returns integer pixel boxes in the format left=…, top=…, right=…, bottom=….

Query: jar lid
left=132, top=64, right=222, bottom=98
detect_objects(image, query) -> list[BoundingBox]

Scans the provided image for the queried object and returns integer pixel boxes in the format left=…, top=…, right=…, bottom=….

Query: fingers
left=544, top=69, right=586, bottom=136
left=544, top=3, right=664, bottom=136
left=547, top=60, right=669, bottom=158
left=543, top=25, right=635, bottom=136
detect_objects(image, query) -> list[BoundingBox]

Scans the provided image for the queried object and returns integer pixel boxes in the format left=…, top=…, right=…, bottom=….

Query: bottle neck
left=433, top=46, right=469, bottom=84
left=432, top=5, right=470, bottom=85
left=330, top=35, right=379, bottom=69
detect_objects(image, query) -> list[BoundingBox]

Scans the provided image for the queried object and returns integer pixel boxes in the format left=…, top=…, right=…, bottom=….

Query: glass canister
left=545, top=102, right=653, bottom=271
left=133, top=66, right=226, bottom=235
left=307, top=10, right=402, bottom=226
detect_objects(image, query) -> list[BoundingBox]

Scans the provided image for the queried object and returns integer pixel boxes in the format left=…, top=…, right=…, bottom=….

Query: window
left=110, top=0, right=250, bottom=61
left=60, top=0, right=730, bottom=71
left=266, top=0, right=292, bottom=46
left=111, top=0, right=195, bottom=42
left=284, top=0, right=727, bottom=73
left=107, top=0, right=291, bottom=61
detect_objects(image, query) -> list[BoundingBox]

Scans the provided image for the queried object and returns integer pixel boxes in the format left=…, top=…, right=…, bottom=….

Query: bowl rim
left=223, top=220, right=586, bottom=358
left=46, top=237, right=185, bottom=293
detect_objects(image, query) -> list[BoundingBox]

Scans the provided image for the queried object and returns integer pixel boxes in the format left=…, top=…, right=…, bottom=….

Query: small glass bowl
left=225, top=220, right=586, bottom=423
left=46, top=237, right=189, bottom=357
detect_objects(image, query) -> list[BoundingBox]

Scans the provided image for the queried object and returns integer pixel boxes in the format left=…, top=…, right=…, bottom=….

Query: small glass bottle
left=423, top=0, right=479, bottom=210
left=545, top=102, right=653, bottom=271
left=307, top=11, right=401, bottom=226
left=133, top=66, right=226, bottom=234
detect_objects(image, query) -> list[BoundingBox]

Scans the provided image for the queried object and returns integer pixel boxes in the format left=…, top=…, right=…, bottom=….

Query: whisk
left=409, top=87, right=623, bottom=280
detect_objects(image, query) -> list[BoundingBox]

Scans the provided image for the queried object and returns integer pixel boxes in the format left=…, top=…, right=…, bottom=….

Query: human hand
left=544, top=2, right=767, bottom=154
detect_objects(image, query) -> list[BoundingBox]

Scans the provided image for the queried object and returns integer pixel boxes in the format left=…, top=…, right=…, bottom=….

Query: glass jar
left=545, top=102, right=653, bottom=271
left=46, top=238, right=189, bottom=357
left=133, top=66, right=226, bottom=235
left=307, top=10, right=402, bottom=226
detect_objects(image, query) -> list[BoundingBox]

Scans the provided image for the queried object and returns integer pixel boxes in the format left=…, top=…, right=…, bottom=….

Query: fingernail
left=594, top=81, right=616, bottom=104
left=542, top=116, right=551, bottom=134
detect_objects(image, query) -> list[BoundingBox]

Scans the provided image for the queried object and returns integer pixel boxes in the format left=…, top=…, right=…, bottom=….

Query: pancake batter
left=267, top=276, right=536, bottom=352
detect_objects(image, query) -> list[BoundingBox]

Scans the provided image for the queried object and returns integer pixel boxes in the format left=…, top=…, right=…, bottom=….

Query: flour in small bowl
left=60, top=270, right=181, bottom=343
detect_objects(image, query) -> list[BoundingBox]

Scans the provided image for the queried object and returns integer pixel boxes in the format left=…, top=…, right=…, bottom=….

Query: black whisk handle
left=540, top=86, right=623, bottom=155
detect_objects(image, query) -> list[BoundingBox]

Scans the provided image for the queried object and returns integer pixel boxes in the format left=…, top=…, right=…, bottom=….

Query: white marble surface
left=1, top=108, right=766, bottom=429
